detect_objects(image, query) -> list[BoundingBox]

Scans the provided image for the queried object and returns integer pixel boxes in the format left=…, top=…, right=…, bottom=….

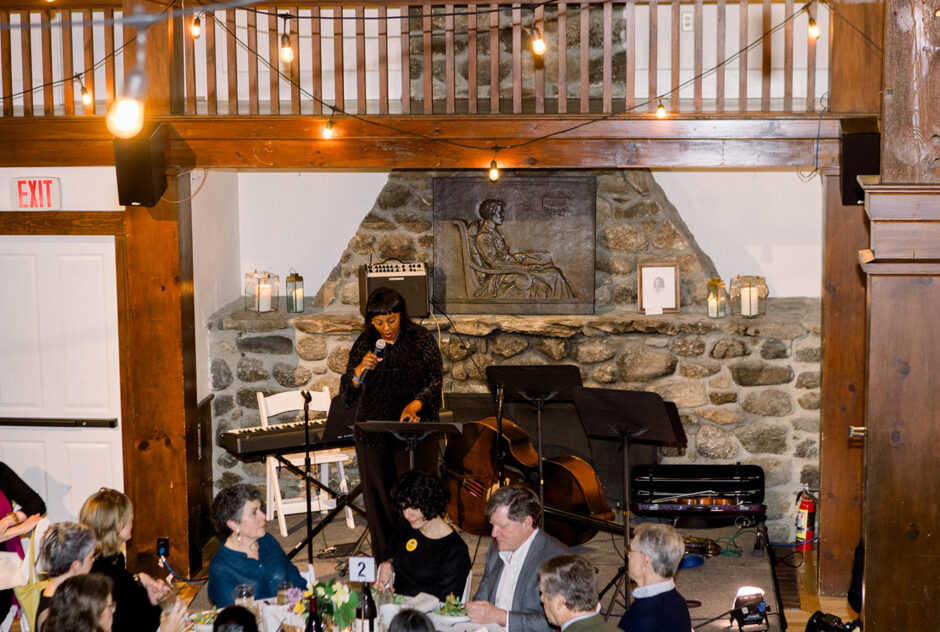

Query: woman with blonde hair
left=79, top=488, right=169, bottom=632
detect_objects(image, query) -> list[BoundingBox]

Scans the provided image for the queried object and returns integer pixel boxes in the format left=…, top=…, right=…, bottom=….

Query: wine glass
left=234, top=584, right=254, bottom=608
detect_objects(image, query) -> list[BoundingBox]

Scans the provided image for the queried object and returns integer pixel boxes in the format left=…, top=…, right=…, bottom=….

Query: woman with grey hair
left=36, top=522, right=97, bottom=630
left=207, top=484, right=306, bottom=607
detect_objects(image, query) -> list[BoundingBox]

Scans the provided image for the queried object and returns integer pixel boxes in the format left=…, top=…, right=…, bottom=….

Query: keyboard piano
left=220, top=421, right=354, bottom=460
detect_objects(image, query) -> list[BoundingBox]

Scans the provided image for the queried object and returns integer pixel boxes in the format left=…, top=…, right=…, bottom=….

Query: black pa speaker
left=113, top=123, right=167, bottom=207
left=839, top=119, right=880, bottom=206
left=358, top=261, right=430, bottom=318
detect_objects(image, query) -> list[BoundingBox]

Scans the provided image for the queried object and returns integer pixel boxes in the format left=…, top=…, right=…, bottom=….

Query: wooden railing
left=1, top=0, right=830, bottom=118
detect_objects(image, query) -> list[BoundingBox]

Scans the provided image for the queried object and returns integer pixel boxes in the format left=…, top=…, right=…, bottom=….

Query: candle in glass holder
left=257, top=283, right=273, bottom=312
left=707, top=295, right=719, bottom=317
left=740, top=286, right=759, bottom=316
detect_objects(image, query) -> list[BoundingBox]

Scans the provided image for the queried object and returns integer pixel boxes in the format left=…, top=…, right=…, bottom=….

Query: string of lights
left=0, top=0, right=848, bottom=176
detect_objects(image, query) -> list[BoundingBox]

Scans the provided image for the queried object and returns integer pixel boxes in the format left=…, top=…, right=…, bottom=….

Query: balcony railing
left=1, top=0, right=829, bottom=119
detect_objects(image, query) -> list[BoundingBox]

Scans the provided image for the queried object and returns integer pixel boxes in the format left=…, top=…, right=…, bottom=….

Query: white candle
left=293, top=287, right=304, bottom=310
left=257, top=283, right=272, bottom=312
left=707, top=295, right=719, bottom=317
left=741, top=287, right=758, bottom=316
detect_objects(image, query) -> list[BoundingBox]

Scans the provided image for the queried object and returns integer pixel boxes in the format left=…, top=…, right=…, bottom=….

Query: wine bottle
left=355, top=586, right=377, bottom=632
left=306, top=593, right=324, bottom=632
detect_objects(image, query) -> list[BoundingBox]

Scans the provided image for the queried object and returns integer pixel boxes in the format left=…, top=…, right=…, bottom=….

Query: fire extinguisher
left=795, top=485, right=817, bottom=551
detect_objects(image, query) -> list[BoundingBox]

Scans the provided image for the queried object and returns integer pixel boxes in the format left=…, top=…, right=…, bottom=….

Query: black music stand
left=486, top=365, right=582, bottom=514
left=571, top=387, right=686, bottom=615
left=355, top=421, right=463, bottom=469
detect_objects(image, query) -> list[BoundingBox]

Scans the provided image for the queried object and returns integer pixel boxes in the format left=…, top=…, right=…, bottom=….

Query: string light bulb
left=531, top=29, right=546, bottom=56
left=488, top=160, right=500, bottom=182
left=105, top=69, right=146, bottom=139
left=191, top=15, right=202, bottom=39
left=81, top=86, right=92, bottom=107
left=807, top=17, right=819, bottom=39
left=322, top=119, right=334, bottom=139
left=280, top=18, right=294, bottom=64
left=656, top=100, right=666, bottom=119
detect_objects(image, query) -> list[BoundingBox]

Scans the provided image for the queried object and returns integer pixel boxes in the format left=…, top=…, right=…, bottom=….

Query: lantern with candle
left=729, top=275, right=767, bottom=318
left=706, top=277, right=728, bottom=318
left=245, top=270, right=279, bottom=313
left=286, top=269, right=304, bottom=313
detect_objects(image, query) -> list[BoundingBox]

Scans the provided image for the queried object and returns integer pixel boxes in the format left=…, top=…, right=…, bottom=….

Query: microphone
left=358, top=339, right=387, bottom=384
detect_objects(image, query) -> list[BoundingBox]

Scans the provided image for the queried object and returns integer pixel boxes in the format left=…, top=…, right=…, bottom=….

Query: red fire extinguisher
left=795, top=486, right=817, bottom=551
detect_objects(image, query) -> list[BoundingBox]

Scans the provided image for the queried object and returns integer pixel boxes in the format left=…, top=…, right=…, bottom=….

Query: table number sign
left=349, top=556, right=376, bottom=583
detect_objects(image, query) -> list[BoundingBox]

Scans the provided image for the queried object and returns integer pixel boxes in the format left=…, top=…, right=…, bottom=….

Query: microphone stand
left=301, top=389, right=314, bottom=564
left=494, top=383, right=505, bottom=487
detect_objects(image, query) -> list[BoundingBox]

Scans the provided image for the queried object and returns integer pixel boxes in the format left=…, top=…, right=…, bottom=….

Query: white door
left=0, top=235, right=123, bottom=522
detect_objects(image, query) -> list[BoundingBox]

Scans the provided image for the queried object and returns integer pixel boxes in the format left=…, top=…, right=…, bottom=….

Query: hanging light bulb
left=322, top=119, right=334, bottom=139
left=807, top=17, right=819, bottom=39
left=280, top=27, right=294, bottom=64
left=656, top=100, right=666, bottom=118
left=191, top=15, right=202, bottom=39
left=105, top=69, right=146, bottom=139
left=81, top=86, right=92, bottom=107
left=488, top=160, right=500, bottom=182
left=531, top=29, right=546, bottom=56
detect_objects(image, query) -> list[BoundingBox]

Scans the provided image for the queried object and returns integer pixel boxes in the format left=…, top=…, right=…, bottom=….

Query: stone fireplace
left=208, top=169, right=820, bottom=542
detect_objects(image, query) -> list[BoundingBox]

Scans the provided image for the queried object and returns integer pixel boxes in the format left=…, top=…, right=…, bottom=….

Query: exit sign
left=10, top=177, right=62, bottom=210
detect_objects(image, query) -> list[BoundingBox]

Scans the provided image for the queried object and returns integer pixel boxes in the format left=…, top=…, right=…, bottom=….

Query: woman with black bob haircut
left=207, top=484, right=306, bottom=607
left=375, top=470, right=470, bottom=600
left=44, top=574, right=115, bottom=632
left=212, top=605, right=259, bottom=632
left=341, top=287, right=443, bottom=561
left=388, top=610, right=436, bottom=632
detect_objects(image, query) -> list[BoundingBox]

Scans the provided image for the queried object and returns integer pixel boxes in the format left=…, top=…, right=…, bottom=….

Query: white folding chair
left=257, top=388, right=355, bottom=538
left=461, top=570, right=473, bottom=603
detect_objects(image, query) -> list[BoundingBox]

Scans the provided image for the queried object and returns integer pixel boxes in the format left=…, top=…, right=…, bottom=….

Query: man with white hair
left=538, top=555, right=619, bottom=632
left=617, top=523, right=691, bottom=632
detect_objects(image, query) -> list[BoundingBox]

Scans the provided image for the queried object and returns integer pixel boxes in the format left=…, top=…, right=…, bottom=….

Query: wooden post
left=827, top=0, right=883, bottom=115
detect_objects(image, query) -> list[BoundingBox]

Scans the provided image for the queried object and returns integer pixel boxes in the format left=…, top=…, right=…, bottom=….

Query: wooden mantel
left=1, top=116, right=842, bottom=169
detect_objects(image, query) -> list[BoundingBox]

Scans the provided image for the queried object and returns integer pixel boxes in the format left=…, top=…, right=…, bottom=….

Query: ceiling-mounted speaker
left=113, top=123, right=167, bottom=207
left=839, top=118, right=880, bottom=206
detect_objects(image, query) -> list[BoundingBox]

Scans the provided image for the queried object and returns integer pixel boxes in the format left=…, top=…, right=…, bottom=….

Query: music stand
left=485, top=365, right=582, bottom=514
left=355, top=421, right=463, bottom=469
left=571, top=387, right=686, bottom=614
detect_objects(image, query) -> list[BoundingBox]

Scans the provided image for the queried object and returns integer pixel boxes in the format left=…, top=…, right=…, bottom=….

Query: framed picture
left=638, top=262, right=680, bottom=314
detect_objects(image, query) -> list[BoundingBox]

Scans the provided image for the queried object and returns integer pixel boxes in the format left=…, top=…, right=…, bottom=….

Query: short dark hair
left=478, top=199, right=504, bottom=221
left=210, top=484, right=264, bottom=537
left=45, top=573, right=113, bottom=632
left=389, top=609, right=435, bottom=632
left=40, top=522, right=97, bottom=578
left=364, top=287, right=414, bottom=340
left=538, top=555, right=598, bottom=613
left=485, top=485, right=541, bottom=528
left=392, top=469, right=449, bottom=520
left=214, top=606, right=260, bottom=632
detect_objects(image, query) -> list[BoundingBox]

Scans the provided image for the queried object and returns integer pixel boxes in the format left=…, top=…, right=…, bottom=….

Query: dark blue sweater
left=208, top=533, right=307, bottom=606
left=618, top=588, right=691, bottom=632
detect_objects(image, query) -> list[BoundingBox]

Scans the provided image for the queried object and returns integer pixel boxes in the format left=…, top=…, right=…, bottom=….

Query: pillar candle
left=257, top=283, right=273, bottom=312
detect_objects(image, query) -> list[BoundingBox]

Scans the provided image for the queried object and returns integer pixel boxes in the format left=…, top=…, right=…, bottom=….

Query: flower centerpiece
left=284, top=580, right=359, bottom=631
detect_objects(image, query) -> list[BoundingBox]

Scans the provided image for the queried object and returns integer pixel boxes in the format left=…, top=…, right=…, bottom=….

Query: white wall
left=237, top=172, right=390, bottom=293
left=652, top=170, right=822, bottom=297
left=192, top=170, right=242, bottom=400
left=0, top=167, right=121, bottom=210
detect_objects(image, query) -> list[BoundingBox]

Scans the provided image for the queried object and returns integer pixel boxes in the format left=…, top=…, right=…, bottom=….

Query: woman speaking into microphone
left=341, top=287, right=443, bottom=561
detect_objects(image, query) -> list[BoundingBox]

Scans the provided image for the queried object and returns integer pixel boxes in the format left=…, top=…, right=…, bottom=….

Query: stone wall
left=207, top=169, right=821, bottom=542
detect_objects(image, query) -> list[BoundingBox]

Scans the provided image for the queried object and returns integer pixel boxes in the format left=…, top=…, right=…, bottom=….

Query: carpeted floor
left=190, top=511, right=785, bottom=631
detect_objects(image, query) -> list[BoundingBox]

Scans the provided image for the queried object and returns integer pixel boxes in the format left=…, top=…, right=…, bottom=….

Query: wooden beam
left=0, top=116, right=844, bottom=169
left=827, top=0, right=883, bottom=114
left=117, top=172, right=197, bottom=577
left=818, top=169, right=865, bottom=596
left=0, top=211, right=125, bottom=235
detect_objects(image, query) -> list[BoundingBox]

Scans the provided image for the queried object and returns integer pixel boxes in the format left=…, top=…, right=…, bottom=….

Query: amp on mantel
left=358, top=260, right=430, bottom=318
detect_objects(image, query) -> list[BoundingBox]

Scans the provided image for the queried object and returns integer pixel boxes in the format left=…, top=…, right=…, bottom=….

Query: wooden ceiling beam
left=0, top=116, right=842, bottom=169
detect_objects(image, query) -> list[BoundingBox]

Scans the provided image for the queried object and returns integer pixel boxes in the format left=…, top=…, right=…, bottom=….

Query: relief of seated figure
left=472, top=198, right=574, bottom=300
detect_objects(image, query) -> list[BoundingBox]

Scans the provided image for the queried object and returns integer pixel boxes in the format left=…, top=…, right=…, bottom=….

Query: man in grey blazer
left=466, top=486, right=570, bottom=632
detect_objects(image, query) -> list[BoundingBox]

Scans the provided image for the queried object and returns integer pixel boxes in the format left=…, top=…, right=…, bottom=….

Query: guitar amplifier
left=358, top=260, right=430, bottom=318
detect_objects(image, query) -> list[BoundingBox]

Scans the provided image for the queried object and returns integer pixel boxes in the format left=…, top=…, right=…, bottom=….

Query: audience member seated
left=388, top=609, right=435, bottom=632
left=0, top=461, right=47, bottom=624
left=36, top=522, right=97, bottom=630
left=376, top=470, right=471, bottom=601
left=467, top=486, right=569, bottom=632
left=80, top=489, right=169, bottom=632
left=43, top=574, right=115, bottom=632
left=208, top=484, right=306, bottom=607
left=213, top=605, right=260, bottom=632
left=538, top=555, right=620, bottom=632
left=616, top=523, right=691, bottom=632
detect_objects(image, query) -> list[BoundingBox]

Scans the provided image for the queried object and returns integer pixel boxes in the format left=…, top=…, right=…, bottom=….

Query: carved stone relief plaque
left=433, top=176, right=596, bottom=314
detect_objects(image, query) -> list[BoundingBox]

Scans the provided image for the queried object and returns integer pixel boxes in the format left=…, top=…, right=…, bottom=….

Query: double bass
left=441, top=416, right=616, bottom=546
